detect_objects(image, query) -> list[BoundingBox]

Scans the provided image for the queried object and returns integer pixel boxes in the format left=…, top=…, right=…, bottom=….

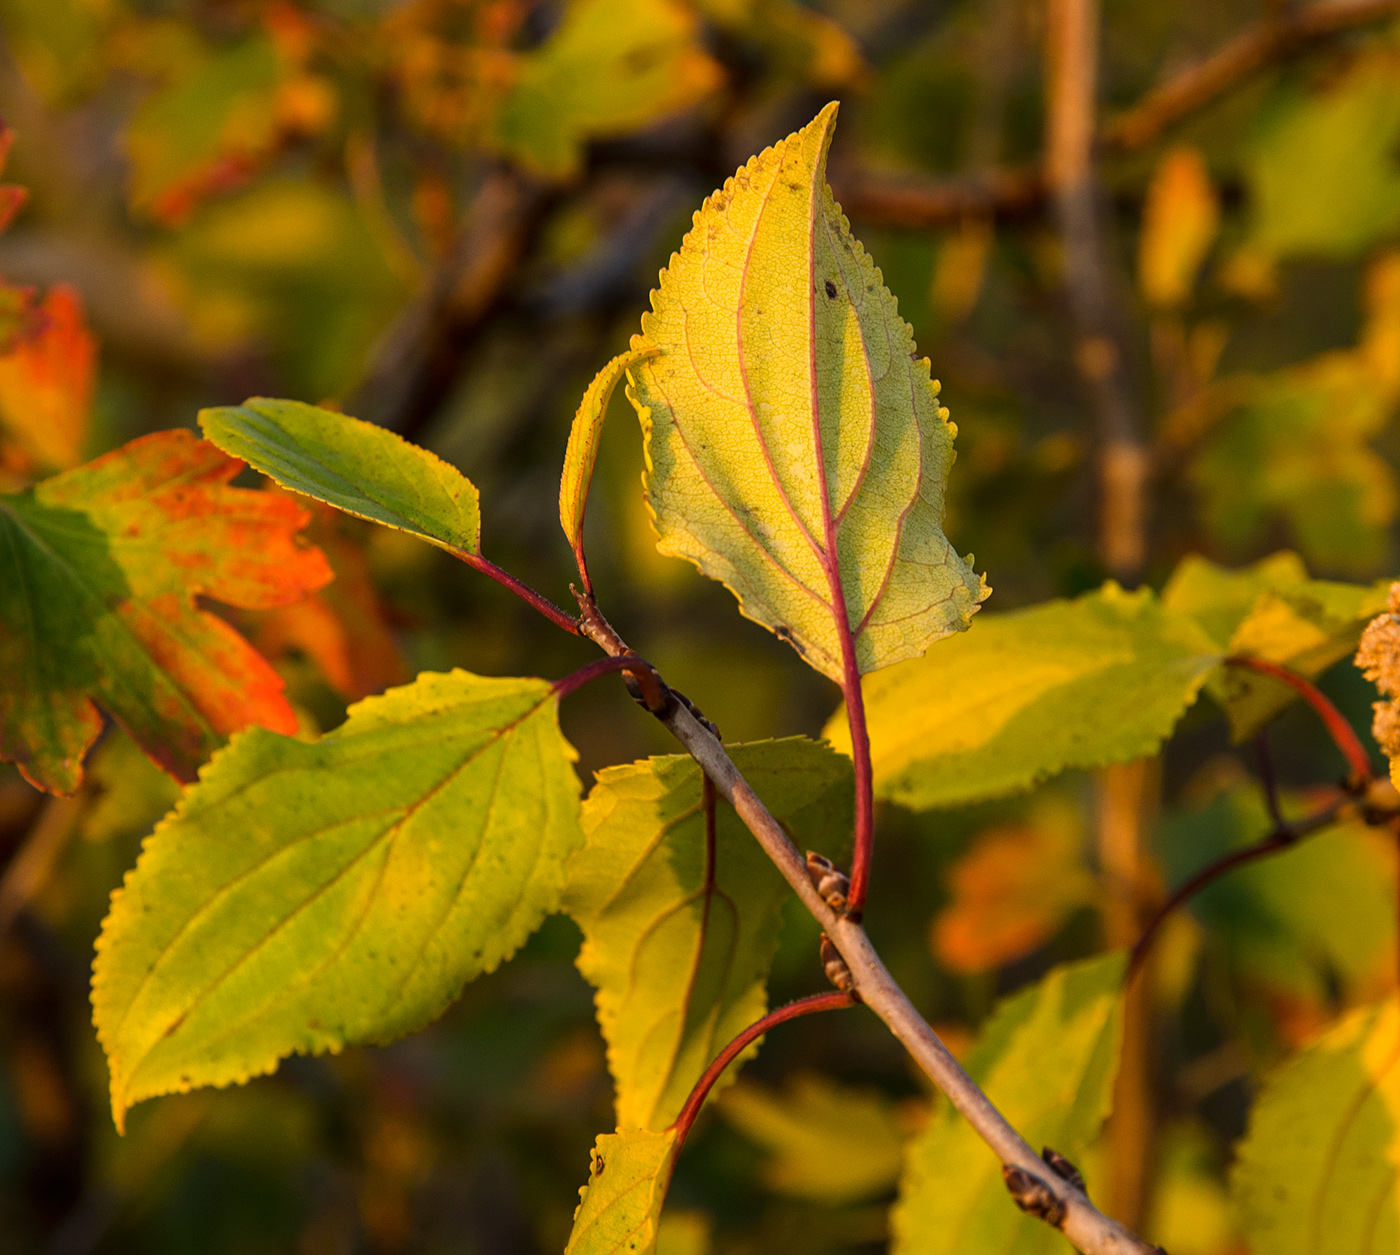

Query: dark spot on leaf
left=824, top=280, right=838, bottom=299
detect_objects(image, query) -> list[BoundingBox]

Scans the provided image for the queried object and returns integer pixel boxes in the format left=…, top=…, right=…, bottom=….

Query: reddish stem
left=1224, top=655, right=1373, bottom=783
left=552, top=652, right=669, bottom=710
left=1128, top=794, right=1347, bottom=978
left=455, top=550, right=581, bottom=635
left=843, top=670, right=875, bottom=919
left=571, top=539, right=594, bottom=599
left=668, top=991, right=855, bottom=1147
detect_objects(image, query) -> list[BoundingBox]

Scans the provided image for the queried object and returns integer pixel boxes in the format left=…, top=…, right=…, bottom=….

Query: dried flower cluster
left=1355, top=582, right=1400, bottom=783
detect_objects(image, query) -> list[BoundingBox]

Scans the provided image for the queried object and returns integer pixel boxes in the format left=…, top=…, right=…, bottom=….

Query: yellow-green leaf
left=826, top=583, right=1219, bottom=811
left=1138, top=146, right=1219, bottom=308
left=564, top=738, right=852, bottom=1130
left=1162, top=552, right=1389, bottom=741
left=718, top=1075, right=909, bottom=1203
left=200, top=398, right=481, bottom=556
left=1231, top=997, right=1400, bottom=1254
left=627, top=102, right=987, bottom=682
left=93, top=670, right=581, bottom=1131
left=566, top=1127, right=680, bottom=1255
left=891, top=952, right=1126, bottom=1255
left=562, top=348, right=654, bottom=558
left=493, top=0, right=722, bottom=180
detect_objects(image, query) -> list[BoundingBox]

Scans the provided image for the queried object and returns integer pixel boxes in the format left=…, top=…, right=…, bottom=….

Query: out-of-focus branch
left=1103, top=0, right=1400, bottom=150
left=837, top=0, right=1400, bottom=230
left=351, top=169, right=549, bottom=438
left=1046, top=0, right=1146, bottom=582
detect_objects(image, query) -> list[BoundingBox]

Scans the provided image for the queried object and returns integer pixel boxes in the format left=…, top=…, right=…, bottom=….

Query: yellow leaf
left=1138, top=146, right=1219, bottom=308
left=628, top=103, right=986, bottom=681
left=566, top=1127, right=680, bottom=1255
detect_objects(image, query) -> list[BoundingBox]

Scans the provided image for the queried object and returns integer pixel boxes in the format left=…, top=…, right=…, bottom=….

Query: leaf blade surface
left=565, top=1127, right=680, bottom=1255
left=628, top=102, right=985, bottom=681
left=564, top=738, right=852, bottom=1130
left=200, top=397, right=481, bottom=555
left=93, top=669, right=582, bottom=1129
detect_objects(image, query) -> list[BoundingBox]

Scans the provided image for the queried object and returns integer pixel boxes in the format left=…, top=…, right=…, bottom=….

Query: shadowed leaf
left=891, top=952, right=1126, bottom=1255
left=827, top=583, right=1219, bottom=811
left=200, top=398, right=480, bottom=555
left=564, top=738, right=852, bottom=1130
left=93, top=669, right=582, bottom=1131
left=565, top=1127, right=680, bottom=1255
left=0, top=430, right=331, bottom=794
left=627, top=102, right=986, bottom=682
left=1232, top=997, right=1400, bottom=1254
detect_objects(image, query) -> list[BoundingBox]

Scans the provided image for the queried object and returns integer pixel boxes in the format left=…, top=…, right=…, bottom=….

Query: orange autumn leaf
left=0, top=285, right=97, bottom=471
left=932, top=798, right=1096, bottom=973
left=0, top=430, right=333, bottom=794
left=251, top=498, right=409, bottom=701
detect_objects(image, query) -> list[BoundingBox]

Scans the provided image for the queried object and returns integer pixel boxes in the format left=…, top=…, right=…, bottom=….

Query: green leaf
left=199, top=398, right=480, bottom=555
left=0, top=430, right=332, bottom=795
left=627, top=102, right=987, bottom=682
left=561, top=347, right=655, bottom=558
left=891, top=952, right=1126, bottom=1255
left=1241, top=49, right=1400, bottom=263
left=1155, top=784, right=1394, bottom=1003
left=564, top=738, right=852, bottom=1130
left=493, top=0, right=722, bottom=180
left=718, top=1075, right=908, bottom=1203
left=1231, top=997, right=1400, bottom=1255
left=826, top=583, right=1219, bottom=811
left=565, top=1127, right=680, bottom=1255
left=93, top=669, right=582, bottom=1131
left=1162, top=552, right=1389, bottom=740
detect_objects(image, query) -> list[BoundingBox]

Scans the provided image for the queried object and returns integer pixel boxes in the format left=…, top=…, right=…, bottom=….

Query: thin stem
left=454, top=550, right=581, bottom=635
left=553, top=654, right=665, bottom=704
left=1128, top=796, right=1348, bottom=977
left=844, top=670, right=875, bottom=919
left=1254, top=733, right=1286, bottom=831
left=668, top=991, right=854, bottom=1146
left=1224, top=655, right=1373, bottom=783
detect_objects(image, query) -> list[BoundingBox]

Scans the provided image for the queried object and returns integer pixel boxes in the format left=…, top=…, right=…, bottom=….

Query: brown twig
left=836, top=0, right=1400, bottom=230
left=1128, top=795, right=1349, bottom=977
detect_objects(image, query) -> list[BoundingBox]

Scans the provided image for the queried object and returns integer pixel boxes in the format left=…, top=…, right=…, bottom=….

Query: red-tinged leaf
left=0, top=285, right=97, bottom=471
left=0, top=184, right=27, bottom=235
left=0, top=430, right=333, bottom=794
left=249, top=498, right=409, bottom=701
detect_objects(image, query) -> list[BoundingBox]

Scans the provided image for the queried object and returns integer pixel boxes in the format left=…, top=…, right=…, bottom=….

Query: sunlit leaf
left=93, top=669, right=582, bottom=1130
left=825, top=583, right=1219, bottom=811
left=0, top=284, right=96, bottom=471
left=0, top=431, right=332, bottom=794
left=565, top=1127, right=680, bottom=1255
left=718, top=1074, right=909, bottom=1203
left=628, top=103, right=986, bottom=682
left=1231, top=997, right=1400, bottom=1254
left=564, top=738, right=852, bottom=1130
left=932, top=791, right=1095, bottom=973
left=493, top=0, right=723, bottom=179
left=1138, top=146, right=1219, bottom=308
left=891, top=952, right=1126, bottom=1254
left=200, top=398, right=481, bottom=556
left=561, top=347, right=654, bottom=561
left=1162, top=552, right=1389, bottom=741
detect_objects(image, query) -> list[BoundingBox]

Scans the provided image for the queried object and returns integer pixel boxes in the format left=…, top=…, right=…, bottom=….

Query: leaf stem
left=843, top=668, right=875, bottom=919
left=552, top=653, right=667, bottom=706
left=1128, top=795, right=1349, bottom=978
left=668, top=991, right=854, bottom=1147
left=454, top=551, right=581, bottom=635
left=1223, top=655, right=1373, bottom=783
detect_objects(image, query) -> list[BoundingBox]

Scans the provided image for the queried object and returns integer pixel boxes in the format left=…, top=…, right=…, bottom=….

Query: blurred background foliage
left=0, top=0, right=1398, bottom=1251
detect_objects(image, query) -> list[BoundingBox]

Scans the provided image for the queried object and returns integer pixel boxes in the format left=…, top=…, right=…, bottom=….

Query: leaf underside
left=1231, top=997, right=1400, bottom=1255
left=828, top=583, right=1221, bottom=812
left=565, top=1127, right=680, bottom=1255
left=628, top=101, right=986, bottom=682
left=564, top=738, right=853, bottom=1131
left=93, top=669, right=582, bottom=1130
left=891, top=952, right=1127, bottom=1255
left=0, top=430, right=331, bottom=795
left=200, top=397, right=481, bottom=556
